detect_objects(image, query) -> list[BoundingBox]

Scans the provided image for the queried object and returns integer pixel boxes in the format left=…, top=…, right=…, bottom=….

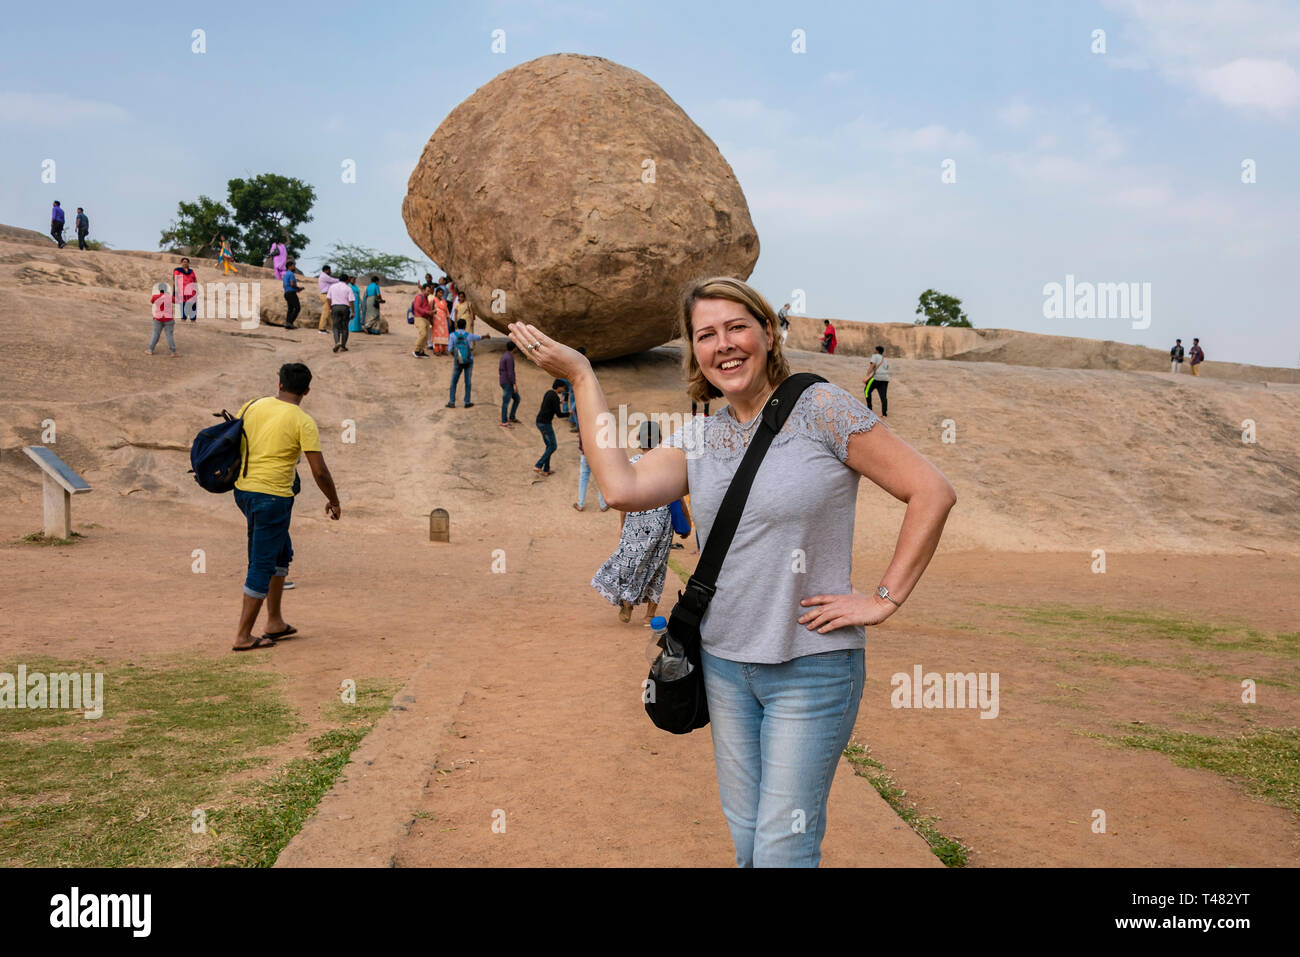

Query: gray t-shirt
left=868, top=353, right=890, bottom=381
left=663, top=382, right=880, bottom=664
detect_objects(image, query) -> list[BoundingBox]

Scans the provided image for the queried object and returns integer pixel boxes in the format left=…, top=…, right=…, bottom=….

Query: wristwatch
left=877, top=585, right=901, bottom=607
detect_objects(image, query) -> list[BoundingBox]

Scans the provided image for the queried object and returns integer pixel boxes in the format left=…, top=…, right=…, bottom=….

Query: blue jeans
left=577, top=452, right=606, bottom=508
left=449, top=360, right=472, bottom=404
left=701, top=647, right=865, bottom=867
left=501, top=384, right=520, bottom=423
left=535, top=422, right=557, bottom=471
left=233, top=489, right=294, bottom=599
left=148, top=319, right=176, bottom=353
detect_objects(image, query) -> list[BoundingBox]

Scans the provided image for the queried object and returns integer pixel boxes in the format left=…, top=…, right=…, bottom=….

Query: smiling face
left=690, top=298, right=774, bottom=402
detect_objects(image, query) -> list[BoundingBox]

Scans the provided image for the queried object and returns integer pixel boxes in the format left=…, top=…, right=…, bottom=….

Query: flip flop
left=233, top=635, right=275, bottom=652
left=262, top=626, right=298, bottom=641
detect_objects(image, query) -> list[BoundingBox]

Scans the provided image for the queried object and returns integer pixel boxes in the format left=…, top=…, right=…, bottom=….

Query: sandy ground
left=1, top=237, right=1298, bottom=867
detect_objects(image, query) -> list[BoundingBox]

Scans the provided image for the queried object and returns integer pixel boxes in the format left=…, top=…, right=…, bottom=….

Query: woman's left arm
left=799, top=424, right=956, bottom=633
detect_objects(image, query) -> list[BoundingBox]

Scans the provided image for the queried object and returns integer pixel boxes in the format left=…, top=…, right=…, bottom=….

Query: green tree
left=159, top=195, right=240, bottom=257
left=914, top=288, right=973, bottom=327
left=324, top=243, right=422, bottom=281
left=226, top=174, right=316, bottom=266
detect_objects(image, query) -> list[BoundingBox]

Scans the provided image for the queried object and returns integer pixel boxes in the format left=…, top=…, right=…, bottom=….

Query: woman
left=217, top=236, right=237, bottom=275
left=348, top=276, right=364, bottom=333
left=363, top=275, right=384, bottom=334
left=270, top=240, right=288, bottom=280
left=508, top=277, right=955, bottom=868
left=591, top=422, right=674, bottom=625
left=431, top=288, right=450, bottom=355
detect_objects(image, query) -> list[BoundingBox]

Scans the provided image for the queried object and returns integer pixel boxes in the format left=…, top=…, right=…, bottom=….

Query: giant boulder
left=402, top=53, right=759, bottom=360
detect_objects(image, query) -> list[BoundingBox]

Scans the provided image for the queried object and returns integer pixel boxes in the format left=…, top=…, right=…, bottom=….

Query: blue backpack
left=189, top=398, right=263, bottom=493
left=451, top=330, right=473, bottom=365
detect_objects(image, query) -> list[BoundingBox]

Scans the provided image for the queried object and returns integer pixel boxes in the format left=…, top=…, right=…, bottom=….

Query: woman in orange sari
left=431, top=288, right=450, bottom=355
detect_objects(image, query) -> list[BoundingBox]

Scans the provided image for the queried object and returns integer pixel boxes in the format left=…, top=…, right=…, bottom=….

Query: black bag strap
left=670, top=373, right=826, bottom=636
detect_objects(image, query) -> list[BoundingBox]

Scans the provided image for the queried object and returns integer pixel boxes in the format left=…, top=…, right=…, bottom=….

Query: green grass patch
left=1009, top=605, right=1300, bottom=660
left=1037, top=695, right=1095, bottom=711
left=207, top=681, right=394, bottom=867
left=18, top=530, right=84, bottom=546
left=1085, top=725, right=1300, bottom=817
left=667, top=556, right=692, bottom=585
left=0, top=655, right=396, bottom=867
left=842, top=740, right=968, bottom=867
left=1061, top=648, right=1157, bottom=668
left=0, top=654, right=296, bottom=866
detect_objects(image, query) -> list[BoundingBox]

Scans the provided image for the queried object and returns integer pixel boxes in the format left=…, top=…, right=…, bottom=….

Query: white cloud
left=883, top=123, right=975, bottom=153
left=997, top=97, right=1034, bottom=128
left=1103, top=0, right=1300, bottom=117
left=697, top=98, right=802, bottom=138
left=0, top=91, right=130, bottom=126
left=1004, top=153, right=1097, bottom=187
left=1085, top=111, right=1125, bottom=161
left=1194, top=57, right=1300, bottom=115
left=1109, top=184, right=1174, bottom=208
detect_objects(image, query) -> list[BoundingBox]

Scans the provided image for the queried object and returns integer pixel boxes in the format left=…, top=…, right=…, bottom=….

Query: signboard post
left=22, top=446, right=92, bottom=540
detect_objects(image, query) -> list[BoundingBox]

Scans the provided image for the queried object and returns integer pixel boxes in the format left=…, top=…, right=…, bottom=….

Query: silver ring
left=528, top=342, right=541, bottom=351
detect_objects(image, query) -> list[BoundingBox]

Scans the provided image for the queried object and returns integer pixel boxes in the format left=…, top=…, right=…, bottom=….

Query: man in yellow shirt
left=232, top=362, right=341, bottom=651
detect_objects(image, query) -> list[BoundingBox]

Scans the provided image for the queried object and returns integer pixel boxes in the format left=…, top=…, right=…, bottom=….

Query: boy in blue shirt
left=446, top=318, right=491, bottom=408
left=282, top=260, right=302, bottom=329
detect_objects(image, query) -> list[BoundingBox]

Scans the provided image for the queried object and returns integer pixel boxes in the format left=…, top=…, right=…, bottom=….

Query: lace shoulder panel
left=786, top=382, right=879, bottom=462
left=663, top=384, right=876, bottom=461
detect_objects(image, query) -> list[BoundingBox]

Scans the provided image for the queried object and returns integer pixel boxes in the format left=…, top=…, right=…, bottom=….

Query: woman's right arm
left=567, top=367, right=687, bottom=511
left=508, top=322, right=687, bottom=511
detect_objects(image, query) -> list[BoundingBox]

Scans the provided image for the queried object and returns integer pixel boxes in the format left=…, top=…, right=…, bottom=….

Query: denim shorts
left=233, top=489, right=294, bottom=598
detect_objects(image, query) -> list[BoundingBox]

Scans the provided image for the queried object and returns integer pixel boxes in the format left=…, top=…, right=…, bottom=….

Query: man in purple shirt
left=499, top=340, right=521, bottom=427
left=317, top=265, right=339, bottom=334
left=50, top=201, right=66, bottom=248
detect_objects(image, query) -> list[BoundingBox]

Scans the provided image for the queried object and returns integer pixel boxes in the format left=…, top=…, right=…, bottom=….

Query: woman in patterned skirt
left=591, top=422, right=674, bottom=624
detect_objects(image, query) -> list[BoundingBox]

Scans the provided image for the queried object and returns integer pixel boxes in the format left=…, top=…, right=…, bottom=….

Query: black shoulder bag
left=645, top=373, right=827, bottom=734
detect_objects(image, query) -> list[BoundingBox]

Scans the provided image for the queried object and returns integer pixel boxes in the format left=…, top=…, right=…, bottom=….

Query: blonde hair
left=678, top=277, right=790, bottom=403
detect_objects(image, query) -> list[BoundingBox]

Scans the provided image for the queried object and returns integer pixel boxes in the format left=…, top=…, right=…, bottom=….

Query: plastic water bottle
left=647, top=616, right=693, bottom=681
left=645, top=616, right=669, bottom=665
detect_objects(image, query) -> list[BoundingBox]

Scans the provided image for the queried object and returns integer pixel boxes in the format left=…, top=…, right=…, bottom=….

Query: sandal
left=262, top=625, right=298, bottom=641
left=572, top=503, right=583, bottom=511
left=233, top=635, right=275, bottom=652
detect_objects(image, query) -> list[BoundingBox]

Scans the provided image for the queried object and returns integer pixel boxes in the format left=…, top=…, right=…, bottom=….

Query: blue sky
left=2, top=0, right=1297, bottom=366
